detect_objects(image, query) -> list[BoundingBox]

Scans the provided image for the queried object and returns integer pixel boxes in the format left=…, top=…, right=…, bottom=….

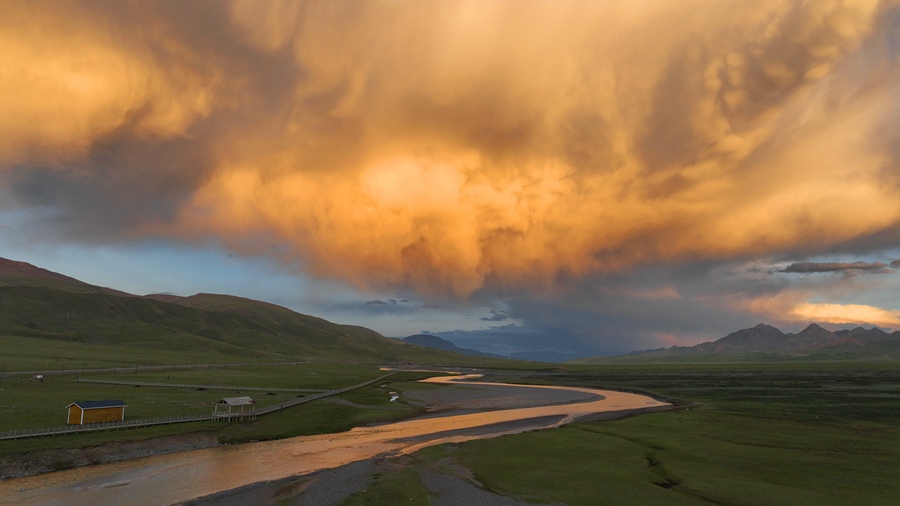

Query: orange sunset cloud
left=1, top=0, right=899, bottom=316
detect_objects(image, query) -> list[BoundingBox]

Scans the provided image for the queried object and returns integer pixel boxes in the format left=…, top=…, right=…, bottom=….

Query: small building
left=66, top=400, right=127, bottom=425
left=214, top=396, right=256, bottom=418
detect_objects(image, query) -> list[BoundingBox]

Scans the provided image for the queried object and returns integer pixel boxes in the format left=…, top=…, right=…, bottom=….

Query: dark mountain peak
left=692, top=323, right=785, bottom=353
left=404, top=334, right=451, bottom=348
left=795, top=323, right=834, bottom=337
left=784, top=323, right=838, bottom=349
left=843, top=326, right=894, bottom=344
left=403, top=334, right=504, bottom=359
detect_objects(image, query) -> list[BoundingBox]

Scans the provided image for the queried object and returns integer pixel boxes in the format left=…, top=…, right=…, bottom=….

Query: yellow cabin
left=66, top=400, right=127, bottom=425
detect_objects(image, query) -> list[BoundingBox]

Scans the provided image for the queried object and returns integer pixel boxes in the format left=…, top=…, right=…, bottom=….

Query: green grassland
left=400, top=363, right=900, bottom=506
left=0, top=334, right=235, bottom=372
left=0, top=362, right=439, bottom=456
left=440, top=411, right=898, bottom=506
left=0, top=363, right=403, bottom=429
left=338, top=466, right=431, bottom=506
left=3, top=354, right=899, bottom=505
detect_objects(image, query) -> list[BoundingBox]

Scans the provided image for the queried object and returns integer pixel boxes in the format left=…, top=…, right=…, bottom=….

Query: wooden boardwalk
left=0, top=373, right=395, bottom=441
left=0, top=414, right=214, bottom=440
left=75, top=378, right=328, bottom=393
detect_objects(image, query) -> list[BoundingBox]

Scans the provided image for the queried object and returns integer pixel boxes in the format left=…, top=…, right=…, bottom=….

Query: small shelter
left=66, top=400, right=127, bottom=425
left=214, top=396, right=256, bottom=418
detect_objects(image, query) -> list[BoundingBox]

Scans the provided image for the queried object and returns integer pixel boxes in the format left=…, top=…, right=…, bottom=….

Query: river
left=0, top=375, right=669, bottom=505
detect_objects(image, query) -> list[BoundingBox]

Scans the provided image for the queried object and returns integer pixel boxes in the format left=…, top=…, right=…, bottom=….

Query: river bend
left=0, top=375, right=668, bottom=505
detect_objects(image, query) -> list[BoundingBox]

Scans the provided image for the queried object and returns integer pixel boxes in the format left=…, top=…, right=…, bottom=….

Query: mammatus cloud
left=2, top=1, right=900, bottom=341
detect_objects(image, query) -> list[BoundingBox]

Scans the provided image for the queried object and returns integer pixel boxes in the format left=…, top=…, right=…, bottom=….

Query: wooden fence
left=74, top=378, right=327, bottom=393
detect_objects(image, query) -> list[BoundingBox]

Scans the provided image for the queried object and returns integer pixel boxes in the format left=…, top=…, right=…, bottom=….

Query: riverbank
left=184, top=404, right=687, bottom=505
left=0, top=381, right=669, bottom=505
left=0, top=376, right=668, bottom=482
left=184, top=452, right=564, bottom=506
left=0, top=432, right=219, bottom=480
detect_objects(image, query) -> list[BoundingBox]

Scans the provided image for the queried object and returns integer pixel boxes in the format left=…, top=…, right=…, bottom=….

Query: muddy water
left=0, top=376, right=668, bottom=506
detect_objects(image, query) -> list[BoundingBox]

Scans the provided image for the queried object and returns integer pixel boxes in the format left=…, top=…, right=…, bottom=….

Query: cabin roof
left=66, top=400, right=127, bottom=409
left=217, top=396, right=255, bottom=406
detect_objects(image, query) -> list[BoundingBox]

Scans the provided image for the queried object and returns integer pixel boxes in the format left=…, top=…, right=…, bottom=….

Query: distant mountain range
left=0, top=257, right=495, bottom=364
left=614, top=323, right=900, bottom=361
left=690, top=323, right=898, bottom=353
left=402, top=334, right=506, bottom=359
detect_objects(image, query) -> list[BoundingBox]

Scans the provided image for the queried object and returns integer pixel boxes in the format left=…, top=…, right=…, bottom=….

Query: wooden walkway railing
left=0, top=414, right=214, bottom=440
left=74, top=378, right=328, bottom=393
left=0, top=373, right=396, bottom=441
left=252, top=373, right=395, bottom=415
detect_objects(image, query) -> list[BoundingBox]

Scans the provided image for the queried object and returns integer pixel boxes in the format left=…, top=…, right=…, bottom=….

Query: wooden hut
left=66, top=400, right=127, bottom=425
left=214, top=396, right=256, bottom=418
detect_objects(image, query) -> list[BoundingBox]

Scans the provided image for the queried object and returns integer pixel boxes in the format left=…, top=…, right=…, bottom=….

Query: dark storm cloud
left=472, top=258, right=806, bottom=354
left=479, top=310, right=510, bottom=322
left=322, top=298, right=421, bottom=316
left=780, top=261, right=894, bottom=274
left=8, top=128, right=212, bottom=240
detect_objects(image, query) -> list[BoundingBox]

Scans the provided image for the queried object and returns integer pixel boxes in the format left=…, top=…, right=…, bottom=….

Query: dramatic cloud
left=790, top=302, right=900, bottom=327
left=2, top=1, right=900, bottom=350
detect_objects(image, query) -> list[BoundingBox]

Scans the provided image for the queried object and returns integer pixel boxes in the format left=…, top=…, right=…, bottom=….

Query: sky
left=2, top=0, right=900, bottom=358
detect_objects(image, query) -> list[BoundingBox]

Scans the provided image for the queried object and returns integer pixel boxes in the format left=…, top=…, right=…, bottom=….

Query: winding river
left=0, top=375, right=668, bottom=505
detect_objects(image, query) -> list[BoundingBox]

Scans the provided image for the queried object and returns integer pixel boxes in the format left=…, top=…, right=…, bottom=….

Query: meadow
left=409, top=363, right=900, bottom=505
left=0, top=359, right=436, bottom=463
left=173, top=361, right=900, bottom=506
left=2, top=335, right=898, bottom=505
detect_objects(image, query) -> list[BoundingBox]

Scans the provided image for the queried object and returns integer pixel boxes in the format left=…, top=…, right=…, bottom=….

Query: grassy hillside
left=0, top=285, right=487, bottom=366
left=0, top=258, right=128, bottom=296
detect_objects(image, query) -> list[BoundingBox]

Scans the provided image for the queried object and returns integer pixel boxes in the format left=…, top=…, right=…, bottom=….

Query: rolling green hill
left=0, top=258, right=484, bottom=366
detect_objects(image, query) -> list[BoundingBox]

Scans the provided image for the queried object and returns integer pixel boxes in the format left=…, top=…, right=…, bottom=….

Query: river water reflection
left=0, top=375, right=668, bottom=506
